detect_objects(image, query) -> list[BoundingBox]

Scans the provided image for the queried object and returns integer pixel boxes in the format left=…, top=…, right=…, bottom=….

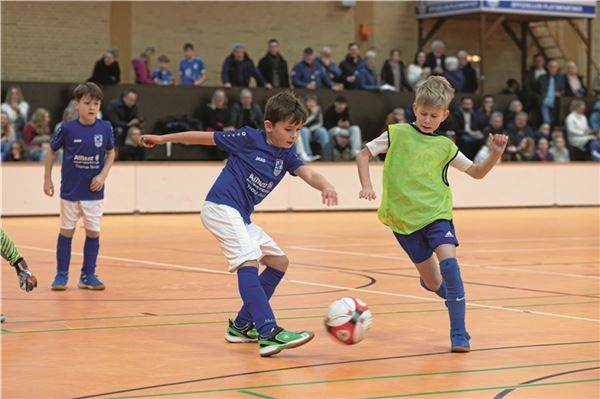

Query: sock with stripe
left=237, top=266, right=277, bottom=337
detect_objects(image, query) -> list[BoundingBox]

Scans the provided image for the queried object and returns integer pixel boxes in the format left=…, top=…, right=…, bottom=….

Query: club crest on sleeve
left=273, top=159, right=284, bottom=176
left=94, top=134, right=103, bottom=148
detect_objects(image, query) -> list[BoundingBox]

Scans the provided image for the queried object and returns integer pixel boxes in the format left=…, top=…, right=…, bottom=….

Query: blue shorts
left=393, top=219, right=459, bottom=264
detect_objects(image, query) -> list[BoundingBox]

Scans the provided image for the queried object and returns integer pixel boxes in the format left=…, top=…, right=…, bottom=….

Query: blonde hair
left=415, top=76, right=455, bottom=108
left=30, top=108, right=50, bottom=135
left=570, top=99, right=585, bottom=112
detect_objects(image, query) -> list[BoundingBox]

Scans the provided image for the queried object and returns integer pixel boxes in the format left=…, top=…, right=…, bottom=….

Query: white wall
left=2, top=163, right=599, bottom=216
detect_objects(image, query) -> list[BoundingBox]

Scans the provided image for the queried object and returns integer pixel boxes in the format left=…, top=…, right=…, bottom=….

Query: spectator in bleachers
left=106, top=89, right=143, bottom=147
left=517, top=137, right=536, bottom=161
left=524, top=53, right=546, bottom=99
left=505, top=112, right=534, bottom=161
left=300, top=94, right=330, bottom=162
left=339, top=42, right=363, bottom=90
left=258, top=38, right=290, bottom=89
left=132, top=47, right=155, bottom=85
left=534, top=137, right=552, bottom=161
left=332, top=130, right=352, bottom=161
left=457, top=50, right=478, bottom=93
left=593, top=72, right=600, bottom=95
left=222, top=43, right=266, bottom=88
left=453, top=96, right=483, bottom=159
left=564, top=61, right=586, bottom=97
left=316, top=47, right=342, bottom=83
left=476, top=95, right=495, bottom=128
left=230, top=88, right=263, bottom=129
left=384, top=108, right=406, bottom=128
left=380, top=48, right=411, bottom=92
left=590, top=97, right=600, bottom=133
left=504, top=99, right=524, bottom=127
left=590, top=131, right=600, bottom=161
left=549, top=135, right=570, bottom=162
left=551, top=125, right=565, bottom=142
left=474, top=112, right=505, bottom=164
left=323, top=95, right=362, bottom=159
left=536, top=59, right=565, bottom=125
left=152, top=54, right=174, bottom=85
left=1, top=85, right=29, bottom=136
left=565, top=99, right=595, bottom=160
left=407, top=51, right=430, bottom=89
left=356, top=51, right=384, bottom=92
left=443, top=57, right=464, bottom=92
left=88, top=48, right=120, bottom=85
left=292, top=47, right=334, bottom=90
left=1, top=111, right=16, bottom=159
left=425, top=40, right=446, bottom=75
left=501, top=78, right=522, bottom=96
left=54, top=107, right=78, bottom=135
left=534, top=122, right=551, bottom=143
left=3, top=140, right=27, bottom=162
left=119, top=126, right=146, bottom=161
left=202, top=89, right=233, bottom=132
left=23, top=108, right=51, bottom=161
left=179, top=42, right=206, bottom=87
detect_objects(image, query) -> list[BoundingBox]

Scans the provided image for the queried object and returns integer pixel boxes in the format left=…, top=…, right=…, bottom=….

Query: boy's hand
left=90, top=174, right=106, bottom=192
left=359, top=187, right=376, bottom=201
left=12, top=258, right=37, bottom=292
left=139, top=135, right=164, bottom=148
left=489, top=133, right=508, bottom=154
left=322, top=187, right=338, bottom=206
left=44, top=179, right=54, bottom=197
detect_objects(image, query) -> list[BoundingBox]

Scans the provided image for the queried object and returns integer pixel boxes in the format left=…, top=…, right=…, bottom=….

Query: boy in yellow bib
left=356, top=76, right=507, bottom=352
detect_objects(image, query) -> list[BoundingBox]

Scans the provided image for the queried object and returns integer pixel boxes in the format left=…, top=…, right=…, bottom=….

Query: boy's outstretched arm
left=356, top=148, right=376, bottom=200
left=294, top=166, right=338, bottom=206
left=140, top=131, right=216, bottom=147
left=465, top=134, right=508, bottom=180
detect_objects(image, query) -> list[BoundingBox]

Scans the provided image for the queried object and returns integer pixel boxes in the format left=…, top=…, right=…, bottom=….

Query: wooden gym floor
left=1, top=208, right=599, bottom=399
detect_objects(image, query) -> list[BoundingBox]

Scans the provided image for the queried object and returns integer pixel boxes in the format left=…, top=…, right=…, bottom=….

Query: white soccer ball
left=324, top=297, right=372, bottom=345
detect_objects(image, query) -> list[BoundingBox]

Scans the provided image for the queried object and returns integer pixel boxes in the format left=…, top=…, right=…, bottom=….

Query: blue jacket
left=292, top=61, right=333, bottom=89
left=589, top=100, right=600, bottom=131
left=443, top=70, right=464, bottom=92
left=315, top=58, right=342, bottom=81
left=356, top=65, right=380, bottom=92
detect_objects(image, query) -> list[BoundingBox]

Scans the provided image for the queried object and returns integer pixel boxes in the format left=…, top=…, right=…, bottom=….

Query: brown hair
left=73, top=82, right=104, bottom=101
left=264, top=90, right=308, bottom=126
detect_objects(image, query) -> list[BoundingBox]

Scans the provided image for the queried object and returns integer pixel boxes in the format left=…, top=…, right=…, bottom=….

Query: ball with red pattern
left=324, top=297, right=372, bottom=345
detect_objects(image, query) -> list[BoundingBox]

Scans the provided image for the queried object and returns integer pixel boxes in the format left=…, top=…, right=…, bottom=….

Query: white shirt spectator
left=565, top=111, right=594, bottom=151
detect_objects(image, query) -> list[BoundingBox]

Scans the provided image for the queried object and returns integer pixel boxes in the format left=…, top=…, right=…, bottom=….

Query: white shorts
left=201, top=201, right=285, bottom=272
left=60, top=199, right=104, bottom=232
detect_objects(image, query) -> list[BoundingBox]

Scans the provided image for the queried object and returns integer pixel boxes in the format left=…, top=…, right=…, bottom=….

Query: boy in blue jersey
left=140, top=91, right=338, bottom=356
left=179, top=42, right=207, bottom=86
left=356, top=76, right=508, bottom=352
left=152, top=54, right=174, bottom=85
left=43, top=82, right=116, bottom=290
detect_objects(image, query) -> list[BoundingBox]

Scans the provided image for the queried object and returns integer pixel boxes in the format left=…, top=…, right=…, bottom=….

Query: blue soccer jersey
left=206, top=127, right=303, bottom=223
left=50, top=119, right=114, bottom=201
left=179, top=58, right=205, bottom=86
left=152, top=68, right=173, bottom=85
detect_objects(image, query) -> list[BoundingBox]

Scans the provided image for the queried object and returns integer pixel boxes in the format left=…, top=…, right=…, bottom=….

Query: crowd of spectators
left=4, top=39, right=600, bottom=163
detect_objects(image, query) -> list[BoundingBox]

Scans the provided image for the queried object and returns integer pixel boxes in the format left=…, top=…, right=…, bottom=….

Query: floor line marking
left=19, top=245, right=600, bottom=323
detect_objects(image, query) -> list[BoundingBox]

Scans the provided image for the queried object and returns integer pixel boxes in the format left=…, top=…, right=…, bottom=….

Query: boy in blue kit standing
left=356, top=76, right=508, bottom=352
left=179, top=42, right=207, bottom=86
left=43, top=82, right=115, bottom=290
left=140, top=91, right=338, bottom=356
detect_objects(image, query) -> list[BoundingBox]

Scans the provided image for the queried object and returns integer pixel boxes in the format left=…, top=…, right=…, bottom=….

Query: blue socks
left=82, top=236, right=100, bottom=275
left=236, top=266, right=277, bottom=337
left=56, top=234, right=72, bottom=274
left=440, top=258, right=467, bottom=334
left=235, top=267, right=284, bottom=328
left=419, top=277, right=447, bottom=299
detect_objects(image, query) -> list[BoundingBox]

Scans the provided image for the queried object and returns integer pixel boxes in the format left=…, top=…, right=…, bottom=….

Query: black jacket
left=380, top=60, right=412, bottom=91
left=461, top=62, right=478, bottom=93
left=425, top=52, right=445, bottom=74
left=88, top=59, right=120, bottom=85
left=257, top=53, right=290, bottom=88
left=339, top=55, right=363, bottom=89
left=221, top=54, right=265, bottom=87
left=323, top=106, right=352, bottom=129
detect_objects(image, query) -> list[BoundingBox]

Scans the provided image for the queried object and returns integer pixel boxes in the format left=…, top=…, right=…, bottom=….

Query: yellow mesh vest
left=378, top=123, right=459, bottom=234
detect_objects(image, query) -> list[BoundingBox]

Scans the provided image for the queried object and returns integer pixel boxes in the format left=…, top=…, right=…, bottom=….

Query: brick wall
left=1, top=1, right=110, bottom=82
